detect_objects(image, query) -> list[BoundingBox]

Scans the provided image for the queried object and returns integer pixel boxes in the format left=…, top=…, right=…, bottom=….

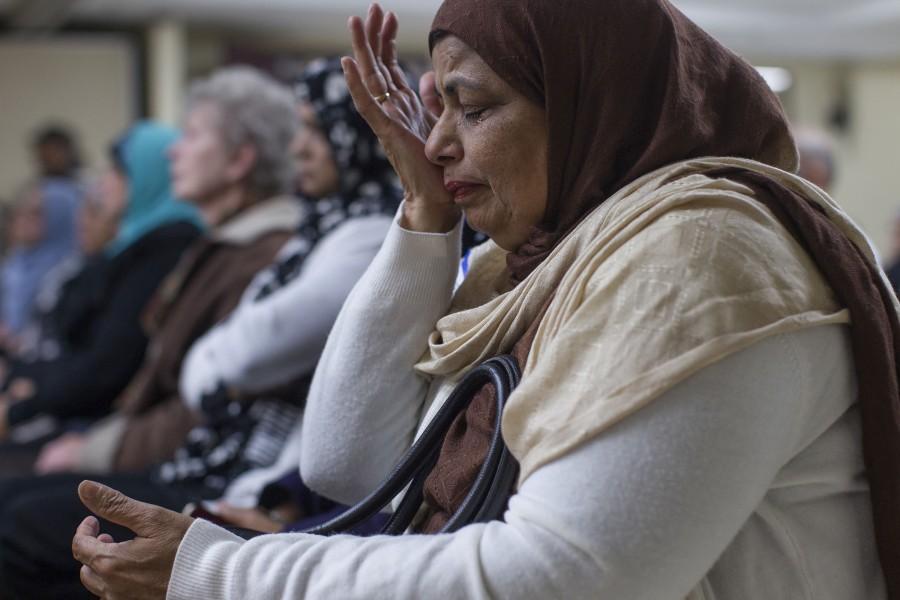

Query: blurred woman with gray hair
left=34, top=66, right=302, bottom=478
left=0, top=59, right=402, bottom=600
left=0, top=65, right=301, bottom=599
left=0, top=65, right=300, bottom=481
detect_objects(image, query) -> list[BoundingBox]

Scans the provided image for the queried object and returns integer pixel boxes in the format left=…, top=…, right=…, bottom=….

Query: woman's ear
left=225, top=143, right=258, bottom=185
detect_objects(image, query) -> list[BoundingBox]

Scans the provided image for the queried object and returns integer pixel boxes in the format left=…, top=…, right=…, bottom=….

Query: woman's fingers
left=345, top=6, right=433, bottom=141
left=349, top=13, right=389, bottom=98
left=381, top=12, right=400, bottom=89
left=381, top=12, right=411, bottom=94
left=380, top=11, right=398, bottom=66
left=367, top=7, right=399, bottom=97
left=385, top=40, right=407, bottom=94
left=342, top=57, right=390, bottom=134
left=72, top=526, right=106, bottom=568
left=348, top=16, right=376, bottom=79
left=75, top=515, right=100, bottom=539
left=419, top=71, right=443, bottom=122
left=377, top=57, right=398, bottom=96
left=80, top=565, right=105, bottom=597
left=77, top=481, right=170, bottom=538
left=347, top=6, right=421, bottom=127
left=365, top=3, right=384, bottom=61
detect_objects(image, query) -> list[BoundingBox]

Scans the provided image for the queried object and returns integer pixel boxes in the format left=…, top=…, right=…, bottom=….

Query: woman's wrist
left=400, top=196, right=461, bottom=233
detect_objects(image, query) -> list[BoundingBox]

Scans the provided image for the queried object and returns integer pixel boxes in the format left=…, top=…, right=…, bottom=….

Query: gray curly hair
left=186, top=66, right=298, bottom=198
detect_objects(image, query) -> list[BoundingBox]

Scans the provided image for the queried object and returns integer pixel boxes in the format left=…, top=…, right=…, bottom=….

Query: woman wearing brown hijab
left=71, top=1, right=896, bottom=598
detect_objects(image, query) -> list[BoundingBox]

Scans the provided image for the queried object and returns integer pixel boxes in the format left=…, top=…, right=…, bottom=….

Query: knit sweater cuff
left=367, top=204, right=462, bottom=304
left=391, top=201, right=463, bottom=250
left=167, top=518, right=245, bottom=600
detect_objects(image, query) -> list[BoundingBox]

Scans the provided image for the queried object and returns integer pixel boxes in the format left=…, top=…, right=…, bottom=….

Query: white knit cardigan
left=168, top=159, right=886, bottom=599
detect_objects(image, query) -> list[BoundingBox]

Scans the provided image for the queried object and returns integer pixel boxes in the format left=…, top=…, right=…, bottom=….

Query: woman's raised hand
left=342, top=3, right=461, bottom=233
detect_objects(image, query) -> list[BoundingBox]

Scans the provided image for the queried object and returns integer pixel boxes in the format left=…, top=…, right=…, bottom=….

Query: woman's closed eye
left=462, top=106, right=489, bottom=124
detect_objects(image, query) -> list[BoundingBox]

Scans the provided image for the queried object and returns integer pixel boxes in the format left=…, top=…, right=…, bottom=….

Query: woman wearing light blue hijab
left=0, top=121, right=203, bottom=453
left=17, top=122, right=205, bottom=362
left=106, top=121, right=203, bottom=256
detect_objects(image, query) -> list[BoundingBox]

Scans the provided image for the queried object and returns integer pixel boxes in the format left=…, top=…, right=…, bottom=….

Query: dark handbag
left=305, top=354, right=522, bottom=535
left=223, top=355, right=521, bottom=540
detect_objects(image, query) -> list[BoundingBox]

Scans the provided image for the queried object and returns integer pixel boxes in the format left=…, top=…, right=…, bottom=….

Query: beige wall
left=783, top=60, right=900, bottom=260
left=0, top=36, right=136, bottom=201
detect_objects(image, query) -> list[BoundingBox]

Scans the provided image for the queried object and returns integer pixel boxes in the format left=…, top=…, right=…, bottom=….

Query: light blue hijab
left=1, top=178, right=81, bottom=333
left=105, top=121, right=203, bottom=256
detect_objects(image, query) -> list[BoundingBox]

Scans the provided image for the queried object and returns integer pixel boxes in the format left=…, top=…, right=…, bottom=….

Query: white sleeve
left=300, top=210, right=463, bottom=504
left=179, top=216, right=393, bottom=409
left=168, top=325, right=853, bottom=600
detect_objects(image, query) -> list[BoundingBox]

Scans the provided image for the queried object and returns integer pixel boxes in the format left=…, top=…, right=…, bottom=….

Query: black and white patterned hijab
left=252, top=58, right=403, bottom=301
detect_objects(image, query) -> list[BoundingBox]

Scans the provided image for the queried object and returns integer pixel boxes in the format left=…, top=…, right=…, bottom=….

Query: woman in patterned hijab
left=291, top=56, right=485, bottom=259
left=154, top=58, right=409, bottom=501
left=293, top=57, right=401, bottom=232
left=246, top=58, right=403, bottom=301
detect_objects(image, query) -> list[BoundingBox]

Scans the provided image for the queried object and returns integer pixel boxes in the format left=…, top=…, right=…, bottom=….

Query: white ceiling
left=676, top=0, right=900, bottom=59
left=4, top=0, right=900, bottom=60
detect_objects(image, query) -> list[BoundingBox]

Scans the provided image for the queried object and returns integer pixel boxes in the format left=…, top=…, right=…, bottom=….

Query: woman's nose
left=293, top=136, right=315, bottom=161
left=424, top=115, right=462, bottom=166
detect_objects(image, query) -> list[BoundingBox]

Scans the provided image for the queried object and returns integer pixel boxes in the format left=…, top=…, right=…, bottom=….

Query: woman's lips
left=445, top=181, right=484, bottom=203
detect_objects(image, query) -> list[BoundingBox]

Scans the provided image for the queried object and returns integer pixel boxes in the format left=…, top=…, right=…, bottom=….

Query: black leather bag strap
left=302, top=354, right=522, bottom=536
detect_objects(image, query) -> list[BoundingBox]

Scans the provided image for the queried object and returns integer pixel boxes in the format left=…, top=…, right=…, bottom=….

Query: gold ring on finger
left=374, top=91, right=391, bottom=104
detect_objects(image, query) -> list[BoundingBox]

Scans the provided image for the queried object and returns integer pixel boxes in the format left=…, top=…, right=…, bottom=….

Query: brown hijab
left=420, top=0, right=800, bottom=531
left=430, top=0, right=797, bottom=280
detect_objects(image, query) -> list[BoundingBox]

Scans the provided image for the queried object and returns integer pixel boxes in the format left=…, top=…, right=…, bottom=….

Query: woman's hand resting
left=35, top=431, right=87, bottom=474
left=71, top=481, right=194, bottom=600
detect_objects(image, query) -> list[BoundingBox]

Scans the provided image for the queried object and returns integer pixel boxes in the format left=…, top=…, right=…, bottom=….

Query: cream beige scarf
left=414, top=156, right=887, bottom=483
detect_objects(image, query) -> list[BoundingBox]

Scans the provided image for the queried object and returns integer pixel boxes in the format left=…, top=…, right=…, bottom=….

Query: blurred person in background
left=14, top=174, right=127, bottom=365
left=32, top=124, right=83, bottom=181
left=795, top=128, right=836, bottom=193
left=13, top=66, right=301, bottom=487
left=0, top=179, right=79, bottom=338
left=0, top=63, right=299, bottom=600
left=0, top=124, right=90, bottom=340
left=0, top=203, right=15, bottom=257
left=0, top=122, right=203, bottom=473
left=175, top=57, right=402, bottom=532
left=0, top=59, right=402, bottom=598
left=795, top=129, right=895, bottom=287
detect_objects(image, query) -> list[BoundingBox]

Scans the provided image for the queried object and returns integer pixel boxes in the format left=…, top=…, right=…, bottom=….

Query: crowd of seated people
left=0, top=123, right=202, bottom=474
left=0, top=58, right=406, bottom=598
left=0, top=179, right=80, bottom=343
left=0, top=1, right=896, bottom=598
left=0, top=125, right=86, bottom=339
